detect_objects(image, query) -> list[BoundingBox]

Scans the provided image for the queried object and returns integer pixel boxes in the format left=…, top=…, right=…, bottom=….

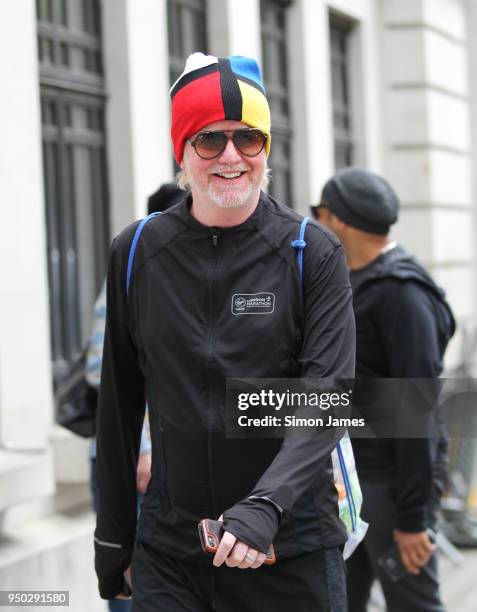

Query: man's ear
left=179, top=146, right=187, bottom=171
left=330, top=213, right=347, bottom=232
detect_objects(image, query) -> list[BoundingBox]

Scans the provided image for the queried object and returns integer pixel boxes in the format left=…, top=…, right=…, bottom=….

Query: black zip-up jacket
left=94, top=193, right=355, bottom=598
left=349, top=244, right=455, bottom=532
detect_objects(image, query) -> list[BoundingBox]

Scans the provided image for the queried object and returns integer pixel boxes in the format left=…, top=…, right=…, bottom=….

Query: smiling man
left=181, top=119, right=267, bottom=220
left=94, top=53, right=355, bottom=611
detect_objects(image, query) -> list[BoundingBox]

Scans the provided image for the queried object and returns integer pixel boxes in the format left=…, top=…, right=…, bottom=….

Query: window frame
left=38, top=0, right=110, bottom=386
left=260, top=0, right=294, bottom=206
left=329, top=12, right=356, bottom=170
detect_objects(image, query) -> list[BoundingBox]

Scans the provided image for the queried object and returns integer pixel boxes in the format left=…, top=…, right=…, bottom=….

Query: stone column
left=102, top=0, right=173, bottom=235
left=381, top=0, right=475, bottom=364
left=207, top=0, right=262, bottom=61
left=0, top=0, right=55, bottom=518
left=0, top=0, right=54, bottom=450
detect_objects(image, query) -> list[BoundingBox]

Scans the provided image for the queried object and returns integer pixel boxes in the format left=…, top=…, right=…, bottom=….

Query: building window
left=38, top=0, right=110, bottom=386
left=167, top=0, right=208, bottom=87
left=37, top=0, right=103, bottom=87
left=329, top=13, right=355, bottom=169
left=261, top=0, right=292, bottom=205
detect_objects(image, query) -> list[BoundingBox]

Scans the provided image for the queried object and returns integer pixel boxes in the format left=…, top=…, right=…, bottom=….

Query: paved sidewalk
left=439, top=547, right=477, bottom=612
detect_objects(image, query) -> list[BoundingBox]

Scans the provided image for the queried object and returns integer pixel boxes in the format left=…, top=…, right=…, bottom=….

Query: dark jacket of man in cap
left=315, top=167, right=455, bottom=612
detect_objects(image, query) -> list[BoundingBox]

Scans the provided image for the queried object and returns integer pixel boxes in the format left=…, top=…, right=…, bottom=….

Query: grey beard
left=207, top=183, right=256, bottom=208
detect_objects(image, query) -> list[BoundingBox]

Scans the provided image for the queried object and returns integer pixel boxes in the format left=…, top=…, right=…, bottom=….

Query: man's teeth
left=216, top=172, right=243, bottom=179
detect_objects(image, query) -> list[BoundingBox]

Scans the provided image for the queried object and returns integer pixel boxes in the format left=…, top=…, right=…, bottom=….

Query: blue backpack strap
left=126, top=212, right=161, bottom=295
left=292, top=217, right=310, bottom=289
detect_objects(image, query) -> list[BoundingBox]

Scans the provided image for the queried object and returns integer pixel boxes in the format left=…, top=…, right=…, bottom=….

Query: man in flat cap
left=314, top=167, right=455, bottom=612
left=94, top=53, right=355, bottom=611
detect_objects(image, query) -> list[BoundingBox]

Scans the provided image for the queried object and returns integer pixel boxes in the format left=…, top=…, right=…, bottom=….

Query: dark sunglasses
left=310, top=203, right=329, bottom=222
left=188, top=128, right=267, bottom=160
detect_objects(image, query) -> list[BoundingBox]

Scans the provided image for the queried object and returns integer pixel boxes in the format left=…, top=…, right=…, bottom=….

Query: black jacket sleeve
left=223, top=226, right=356, bottom=552
left=380, top=279, right=443, bottom=532
left=94, top=233, right=146, bottom=599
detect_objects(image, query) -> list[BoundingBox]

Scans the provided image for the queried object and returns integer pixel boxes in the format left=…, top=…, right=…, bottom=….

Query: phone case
left=197, top=519, right=276, bottom=564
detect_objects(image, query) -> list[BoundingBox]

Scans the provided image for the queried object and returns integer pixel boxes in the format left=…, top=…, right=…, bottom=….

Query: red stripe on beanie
left=171, top=71, right=225, bottom=163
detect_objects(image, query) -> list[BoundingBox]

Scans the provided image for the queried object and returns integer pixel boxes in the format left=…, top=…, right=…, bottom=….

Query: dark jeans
left=131, top=538, right=348, bottom=612
left=346, top=479, right=446, bottom=612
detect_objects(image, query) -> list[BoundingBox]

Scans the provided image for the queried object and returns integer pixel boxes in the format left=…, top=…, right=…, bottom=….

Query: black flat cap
left=321, top=167, right=399, bottom=235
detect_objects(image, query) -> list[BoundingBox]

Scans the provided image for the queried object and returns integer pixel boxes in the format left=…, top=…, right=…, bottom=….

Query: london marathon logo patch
left=232, top=293, right=275, bottom=315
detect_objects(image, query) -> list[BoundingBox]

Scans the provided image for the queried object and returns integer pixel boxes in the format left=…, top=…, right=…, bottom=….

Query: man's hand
left=212, top=515, right=267, bottom=570
left=393, top=529, right=435, bottom=575
left=213, top=531, right=267, bottom=569
left=114, top=566, right=132, bottom=599
left=136, top=452, right=152, bottom=494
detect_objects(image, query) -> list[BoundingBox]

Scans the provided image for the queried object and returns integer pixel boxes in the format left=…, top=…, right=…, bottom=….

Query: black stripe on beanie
left=218, top=58, right=242, bottom=120
left=235, top=73, right=265, bottom=95
left=170, top=63, right=218, bottom=99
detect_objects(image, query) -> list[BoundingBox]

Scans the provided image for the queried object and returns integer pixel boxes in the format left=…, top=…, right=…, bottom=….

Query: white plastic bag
left=332, top=433, right=369, bottom=559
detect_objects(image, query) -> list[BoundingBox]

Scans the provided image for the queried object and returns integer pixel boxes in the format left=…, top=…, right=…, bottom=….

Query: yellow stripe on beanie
left=237, top=79, right=271, bottom=156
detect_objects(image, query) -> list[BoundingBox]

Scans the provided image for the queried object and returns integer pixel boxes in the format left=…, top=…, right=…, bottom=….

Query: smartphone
left=377, top=543, right=408, bottom=582
left=377, top=529, right=437, bottom=582
left=197, top=518, right=276, bottom=564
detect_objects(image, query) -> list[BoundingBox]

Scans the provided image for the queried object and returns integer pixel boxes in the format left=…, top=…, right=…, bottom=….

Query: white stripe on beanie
left=170, top=52, right=218, bottom=93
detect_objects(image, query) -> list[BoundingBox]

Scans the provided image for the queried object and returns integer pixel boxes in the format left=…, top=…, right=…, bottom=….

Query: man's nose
left=217, top=137, right=243, bottom=164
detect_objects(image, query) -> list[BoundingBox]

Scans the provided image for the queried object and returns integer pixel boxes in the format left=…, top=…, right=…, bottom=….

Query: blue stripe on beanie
left=229, top=56, right=265, bottom=93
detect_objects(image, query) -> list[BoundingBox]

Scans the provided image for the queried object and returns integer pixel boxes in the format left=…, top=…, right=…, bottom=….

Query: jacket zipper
left=206, top=231, right=220, bottom=521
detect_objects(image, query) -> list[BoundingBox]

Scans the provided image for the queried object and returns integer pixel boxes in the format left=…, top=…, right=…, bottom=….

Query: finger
left=251, top=552, right=267, bottom=569
left=415, top=546, right=434, bottom=567
left=225, top=541, right=248, bottom=568
left=213, top=531, right=236, bottom=567
left=409, top=541, right=433, bottom=567
left=409, top=549, right=424, bottom=569
left=218, top=515, right=224, bottom=522
left=414, top=544, right=430, bottom=561
left=237, top=548, right=260, bottom=569
left=400, top=549, right=419, bottom=575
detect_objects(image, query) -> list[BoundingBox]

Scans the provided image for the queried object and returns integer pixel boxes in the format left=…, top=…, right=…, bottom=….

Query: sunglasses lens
left=191, top=129, right=267, bottom=159
left=193, top=132, right=227, bottom=159
left=234, top=130, right=266, bottom=156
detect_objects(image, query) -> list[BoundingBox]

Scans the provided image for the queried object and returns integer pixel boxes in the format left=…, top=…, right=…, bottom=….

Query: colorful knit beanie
left=170, top=52, right=271, bottom=164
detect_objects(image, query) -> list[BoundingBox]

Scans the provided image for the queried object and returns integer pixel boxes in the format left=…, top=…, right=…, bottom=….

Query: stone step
left=0, top=449, right=55, bottom=516
left=0, top=505, right=106, bottom=612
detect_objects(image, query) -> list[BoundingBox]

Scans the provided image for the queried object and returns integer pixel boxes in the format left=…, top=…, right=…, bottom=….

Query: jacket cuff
left=223, top=497, right=280, bottom=554
left=396, top=508, right=428, bottom=533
